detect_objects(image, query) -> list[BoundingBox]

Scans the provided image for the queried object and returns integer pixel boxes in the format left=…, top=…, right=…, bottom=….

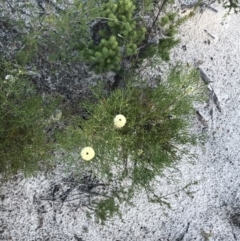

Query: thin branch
left=147, top=0, right=169, bottom=39
left=6, top=0, right=14, bottom=12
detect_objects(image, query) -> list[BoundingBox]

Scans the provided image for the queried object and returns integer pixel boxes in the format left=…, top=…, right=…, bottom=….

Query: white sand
left=1, top=3, right=240, bottom=241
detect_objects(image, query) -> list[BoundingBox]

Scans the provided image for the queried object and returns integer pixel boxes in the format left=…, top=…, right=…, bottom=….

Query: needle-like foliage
left=0, top=63, right=60, bottom=179
left=57, top=66, right=207, bottom=222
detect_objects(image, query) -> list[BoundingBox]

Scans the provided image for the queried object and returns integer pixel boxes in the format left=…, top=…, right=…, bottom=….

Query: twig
left=196, top=110, right=208, bottom=127
left=197, top=67, right=213, bottom=84
left=147, top=0, right=168, bottom=38
left=36, top=0, right=46, bottom=12
left=62, top=181, right=107, bottom=187
left=204, top=29, right=215, bottom=39
left=212, top=91, right=221, bottom=112
left=6, top=0, right=14, bottom=12
left=206, top=5, right=218, bottom=12
left=175, top=222, right=190, bottom=241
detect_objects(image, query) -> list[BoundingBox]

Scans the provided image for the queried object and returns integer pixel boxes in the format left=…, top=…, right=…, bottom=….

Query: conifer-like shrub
left=0, top=64, right=60, bottom=179
left=82, top=0, right=147, bottom=73
left=13, top=0, right=185, bottom=73
left=83, top=36, right=122, bottom=73
left=57, top=66, right=207, bottom=222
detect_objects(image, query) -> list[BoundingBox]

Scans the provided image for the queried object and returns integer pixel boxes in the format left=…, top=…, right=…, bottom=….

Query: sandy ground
left=1, top=3, right=240, bottom=241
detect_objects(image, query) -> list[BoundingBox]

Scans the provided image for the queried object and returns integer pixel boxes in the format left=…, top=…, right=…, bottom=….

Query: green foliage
left=160, top=15, right=170, bottom=27
left=57, top=66, right=207, bottom=221
left=14, top=0, right=101, bottom=65
left=0, top=63, right=60, bottom=179
left=158, top=38, right=180, bottom=61
left=138, top=43, right=156, bottom=59
left=16, top=33, right=39, bottom=65
left=1, top=0, right=208, bottom=223
left=94, top=197, right=120, bottom=223
left=132, top=0, right=155, bottom=11
left=83, top=36, right=121, bottom=73
left=138, top=37, right=180, bottom=62
left=82, top=0, right=147, bottom=73
left=11, top=0, right=186, bottom=73
left=138, top=10, right=185, bottom=62
left=219, top=0, right=239, bottom=13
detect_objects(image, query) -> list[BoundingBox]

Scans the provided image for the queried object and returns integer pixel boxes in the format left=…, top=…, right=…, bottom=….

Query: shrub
left=0, top=0, right=208, bottom=223
left=0, top=63, right=60, bottom=179
left=81, top=0, right=147, bottom=73
left=57, top=66, right=207, bottom=222
left=15, top=0, right=184, bottom=73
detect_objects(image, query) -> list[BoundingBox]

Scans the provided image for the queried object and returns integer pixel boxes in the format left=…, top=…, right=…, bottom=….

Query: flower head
left=51, top=110, right=62, bottom=121
left=185, top=86, right=194, bottom=94
left=5, top=75, right=15, bottom=83
left=114, top=114, right=126, bottom=128
left=81, top=147, right=95, bottom=161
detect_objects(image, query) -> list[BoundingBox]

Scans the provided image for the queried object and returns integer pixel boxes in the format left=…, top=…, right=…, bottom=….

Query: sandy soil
left=1, top=3, right=240, bottom=241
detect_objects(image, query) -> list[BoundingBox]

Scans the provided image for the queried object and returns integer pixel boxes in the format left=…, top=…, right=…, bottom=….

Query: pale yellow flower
left=51, top=110, right=62, bottom=121
left=81, top=147, right=95, bottom=161
left=185, top=86, right=194, bottom=94
left=114, top=114, right=126, bottom=128
left=5, top=75, right=15, bottom=82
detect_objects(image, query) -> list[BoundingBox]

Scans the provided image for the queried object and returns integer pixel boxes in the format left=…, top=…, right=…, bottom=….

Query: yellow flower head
left=81, top=147, right=95, bottom=161
left=5, top=75, right=15, bottom=82
left=114, top=114, right=126, bottom=128
left=185, top=86, right=194, bottom=94
left=51, top=110, right=62, bottom=121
